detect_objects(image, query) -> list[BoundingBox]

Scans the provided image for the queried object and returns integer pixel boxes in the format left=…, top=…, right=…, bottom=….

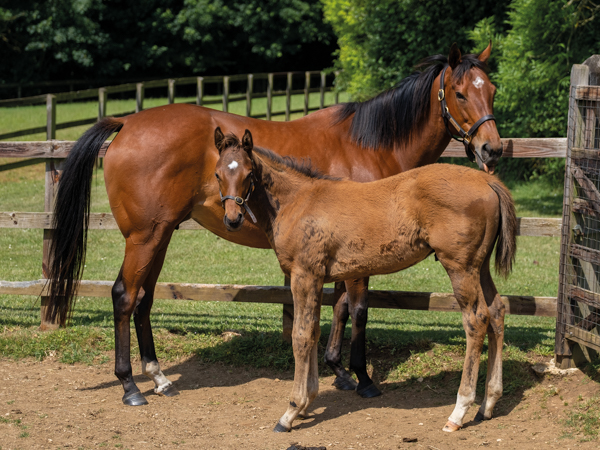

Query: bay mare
left=45, top=44, right=502, bottom=407
left=214, top=129, right=516, bottom=433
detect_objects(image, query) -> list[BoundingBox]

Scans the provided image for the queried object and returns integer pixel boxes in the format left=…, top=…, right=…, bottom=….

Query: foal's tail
left=488, top=179, right=517, bottom=278
left=46, top=117, right=124, bottom=325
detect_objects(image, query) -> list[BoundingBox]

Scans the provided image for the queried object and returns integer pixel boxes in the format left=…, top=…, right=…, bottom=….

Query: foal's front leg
left=274, top=272, right=323, bottom=432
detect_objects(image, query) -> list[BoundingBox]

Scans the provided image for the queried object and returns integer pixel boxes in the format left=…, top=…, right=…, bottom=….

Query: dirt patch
left=0, top=356, right=598, bottom=449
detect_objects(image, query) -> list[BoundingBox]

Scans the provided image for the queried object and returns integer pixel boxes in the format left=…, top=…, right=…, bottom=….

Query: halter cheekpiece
left=219, top=177, right=258, bottom=223
left=438, top=65, right=496, bottom=164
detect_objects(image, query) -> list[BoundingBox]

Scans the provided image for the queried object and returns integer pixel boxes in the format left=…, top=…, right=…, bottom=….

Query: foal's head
left=214, top=127, right=255, bottom=232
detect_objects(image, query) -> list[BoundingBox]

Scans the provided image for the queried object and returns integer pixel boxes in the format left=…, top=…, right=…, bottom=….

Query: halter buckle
left=235, top=196, right=244, bottom=205
left=438, top=89, right=445, bottom=101
left=463, top=134, right=472, bottom=145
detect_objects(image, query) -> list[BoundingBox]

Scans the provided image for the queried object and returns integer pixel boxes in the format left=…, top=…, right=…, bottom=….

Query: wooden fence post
left=282, top=276, right=293, bottom=343
left=320, top=72, right=326, bottom=109
left=46, top=95, right=56, bottom=140
left=98, top=88, right=107, bottom=120
left=196, top=77, right=204, bottom=106
left=334, top=71, right=340, bottom=104
left=555, top=63, right=591, bottom=368
left=246, top=74, right=254, bottom=117
left=285, top=72, right=292, bottom=121
left=136, top=83, right=145, bottom=113
left=304, top=72, right=311, bottom=116
left=267, top=73, right=273, bottom=121
left=223, top=76, right=230, bottom=113
left=168, top=79, right=176, bottom=104
left=41, top=94, right=60, bottom=329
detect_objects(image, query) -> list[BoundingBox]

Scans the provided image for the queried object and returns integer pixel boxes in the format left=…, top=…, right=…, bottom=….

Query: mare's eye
left=215, top=173, right=220, bottom=180
left=456, top=92, right=466, bottom=101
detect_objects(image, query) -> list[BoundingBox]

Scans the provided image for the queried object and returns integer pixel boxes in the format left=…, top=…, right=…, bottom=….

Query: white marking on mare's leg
left=228, top=161, right=238, bottom=170
left=447, top=392, right=474, bottom=428
left=473, top=76, right=485, bottom=89
left=142, top=360, right=173, bottom=395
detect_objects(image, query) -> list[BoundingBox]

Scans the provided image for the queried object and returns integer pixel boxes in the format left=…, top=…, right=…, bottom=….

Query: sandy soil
left=0, top=355, right=598, bottom=450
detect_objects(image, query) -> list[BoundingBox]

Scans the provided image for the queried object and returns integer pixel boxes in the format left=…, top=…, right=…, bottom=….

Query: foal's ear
left=242, top=129, right=253, bottom=158
left=478, top=40, right=492, bottom=63
left=214, top=127, right=225, bottom=154
left=448, top=42, right=462, bottom=70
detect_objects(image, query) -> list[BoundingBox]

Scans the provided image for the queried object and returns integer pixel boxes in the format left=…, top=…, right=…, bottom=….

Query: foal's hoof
left=474, top=412, right=490, bottom=423
left=442, top=420, right=462, bottom=432
left=122, top=391, right=148, bottom=406
left=357, top=383, right=382, bottom=398
left=273, top=422, right=291, bottom=433
left=333, top=376, right=358, bottom=391
left=157, top=384, right=180, bottom=397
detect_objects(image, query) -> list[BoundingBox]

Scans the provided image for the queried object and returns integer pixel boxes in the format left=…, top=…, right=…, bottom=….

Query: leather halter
left=438, top=65, right=496, bottom=163
left=219, top=177, right=257, bottom=223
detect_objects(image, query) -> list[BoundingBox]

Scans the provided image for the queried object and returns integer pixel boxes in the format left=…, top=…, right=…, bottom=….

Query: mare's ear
left=242, top=129, right=253, bottom=158
left=478, top=40, right=492, bottom=63
left=448, top=43, right=462, bottom=70
left=214, top=127, right=225, bottom=154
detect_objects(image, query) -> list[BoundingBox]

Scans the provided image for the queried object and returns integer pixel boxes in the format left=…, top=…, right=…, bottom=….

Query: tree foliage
left=0, top=0, right=335, bottom=84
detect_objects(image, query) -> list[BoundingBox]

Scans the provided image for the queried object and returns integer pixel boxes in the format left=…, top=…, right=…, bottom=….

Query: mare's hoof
left=273, top=422, right=291, bottom=433
left=442, top=420, right=461, bottom=432
left=473, top=412, right=490, bottom=423
left=122, top=391, right=148, bottom=406
left=357, top=383, right=382, bottom=398
left=333, top=376, right=358, bottom=391
left=157, top=384, right=180, bottom=397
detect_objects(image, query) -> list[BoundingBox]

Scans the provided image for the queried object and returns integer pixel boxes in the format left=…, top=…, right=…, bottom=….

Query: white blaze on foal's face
left=473, top=76, right=485, bottom=89
left=228, top=160, right=239, bottom=171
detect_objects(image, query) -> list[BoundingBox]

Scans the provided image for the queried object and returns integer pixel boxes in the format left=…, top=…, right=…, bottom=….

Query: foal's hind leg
left=134, top=242, right=178, bottom=397
left=113, top=228, right=174, bottom=406
left=475, top=260, right=505, bottom=422
left=324, top=282, right=357, bottom=390
left=346, top=277, right=381, bottom=397
left=443, top=270, right=490, bottom=432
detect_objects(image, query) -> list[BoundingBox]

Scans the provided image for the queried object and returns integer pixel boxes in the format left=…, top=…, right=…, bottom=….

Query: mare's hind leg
left=113, top=227, right=174, bottom=406
left=134, top=242, right=178, bottom=397
left=274, top=272, right=323, bottom=432
left=442, top=270, right=490, bottom=432
left=347, top=277, right=381, bottom=397
left=475, top=259, right=505, bottom=422
left=324, top=282, right=357, bottom=391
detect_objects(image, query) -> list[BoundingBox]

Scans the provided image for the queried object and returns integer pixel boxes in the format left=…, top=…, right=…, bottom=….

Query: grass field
left=1, top=94, right=598, bottom=441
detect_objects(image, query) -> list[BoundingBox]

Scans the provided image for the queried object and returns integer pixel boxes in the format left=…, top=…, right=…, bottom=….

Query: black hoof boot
left=474, top=412, right=488, bottom=423
left=122, top=391, right=148, bottom=406
left=273, top=422, right=290, bottom=432
left=333, top=376, right=358, bottom=391
left=357, top=383, right=382, bottom=398
left=159, top=384, right=180, bottom=397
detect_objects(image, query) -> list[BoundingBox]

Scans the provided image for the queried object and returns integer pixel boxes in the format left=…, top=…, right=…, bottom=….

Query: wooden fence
left=0, top=69, right=569, bottom=341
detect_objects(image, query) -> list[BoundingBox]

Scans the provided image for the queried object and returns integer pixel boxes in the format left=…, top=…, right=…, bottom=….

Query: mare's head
left=214, top=127, right=255, bottom=232
left=442, top=42, right=501, bottom=173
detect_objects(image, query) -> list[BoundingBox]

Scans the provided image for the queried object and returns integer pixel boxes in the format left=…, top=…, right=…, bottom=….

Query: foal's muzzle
left=223, top=211, right=245, bottom=232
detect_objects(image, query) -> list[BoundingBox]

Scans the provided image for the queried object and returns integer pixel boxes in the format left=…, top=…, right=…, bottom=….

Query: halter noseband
left=438, top=65, right=496, bottom=164
left=219, top=177, right=257, bottom=223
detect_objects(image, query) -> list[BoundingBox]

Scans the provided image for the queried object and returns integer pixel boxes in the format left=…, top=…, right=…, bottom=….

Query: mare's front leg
left=347, top=277, right=381, bottom=397
left=443, top=271, right=490, bottom=432
left=274, top=271, right=323, bottom=432
left=324, top=282, right=358, bottom=390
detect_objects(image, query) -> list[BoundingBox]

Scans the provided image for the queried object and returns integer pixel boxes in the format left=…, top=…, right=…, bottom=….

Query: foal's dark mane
left=253, top=146, right=341, bottom=181
left=336, top=53, right=489, bottom=151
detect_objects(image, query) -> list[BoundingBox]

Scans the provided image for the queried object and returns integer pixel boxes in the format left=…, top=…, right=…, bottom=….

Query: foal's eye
left=215, top=173, right=220, bottom=181
left=456, top=92, right=466, bottom=101
left=246, top=172, right=253, bottom=179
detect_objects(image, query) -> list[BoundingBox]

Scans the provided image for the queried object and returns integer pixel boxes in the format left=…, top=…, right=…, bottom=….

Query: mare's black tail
left=46, top=117, right=124, bottom=325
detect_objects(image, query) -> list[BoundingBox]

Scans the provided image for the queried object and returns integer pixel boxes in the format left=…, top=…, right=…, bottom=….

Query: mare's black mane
left=335, top=53, right=488, bottom=150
